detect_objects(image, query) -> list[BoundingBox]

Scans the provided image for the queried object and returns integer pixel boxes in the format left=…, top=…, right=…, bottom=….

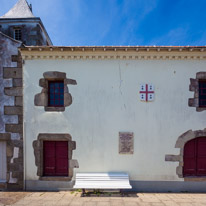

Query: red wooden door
left=43, top=141, right=68, bottom=176
left=55, top=142, right=68, bottom=176
left=197, top=138, right=206, bottom=175
left=43, top=141, right=56, bottom=176
left=184, top=137, right=206, bottom=176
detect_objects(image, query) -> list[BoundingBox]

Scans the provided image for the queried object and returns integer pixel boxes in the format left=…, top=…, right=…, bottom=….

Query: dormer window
left=14, top=29, right=22, bottom=41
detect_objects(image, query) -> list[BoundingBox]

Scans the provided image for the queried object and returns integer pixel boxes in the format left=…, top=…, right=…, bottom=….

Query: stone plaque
left=119, top=132, right=134, bottom=154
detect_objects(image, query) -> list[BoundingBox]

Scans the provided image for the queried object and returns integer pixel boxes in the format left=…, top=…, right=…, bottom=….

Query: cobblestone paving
left=0, top=192, right=206, bottom=206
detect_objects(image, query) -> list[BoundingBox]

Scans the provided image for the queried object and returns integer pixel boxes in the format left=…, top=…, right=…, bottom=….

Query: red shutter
left=183, top=139, right=196, bottom=176
left=44, top=141, right=68, bottom=176
left=44, top=141, right=56, bottom=176
left=55, top=141, right=68, bottom=176
left=197, top=138, right=206, bottom=175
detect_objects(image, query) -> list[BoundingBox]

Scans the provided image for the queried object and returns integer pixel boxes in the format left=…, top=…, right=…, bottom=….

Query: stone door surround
left=33, top=133, right=79, bottom=181
left=165, top=129, right=206, bottom=180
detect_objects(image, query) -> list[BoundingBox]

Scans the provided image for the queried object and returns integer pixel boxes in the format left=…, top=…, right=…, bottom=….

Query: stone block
left=6, top=146, right=13, bottom=157
left=45, top=107, right=65, bottom=112
left=64, top=93, right=72, bottom=107
left=13, top=78, right=22, bottom=87
left=3, top=67, right=22, bottom=78
left=11, top=55, right=18, bottom=62
left=71, top=141, right=76, bottom=150
left=69, top=159, right=79, bottom=168
left=7, top=183, right=23, bottom=190
left=15, top=97, right=23, bottom=106
left=34, top=93, right=47, bottom=106
left=0, top=133, right=11, bottom=140
left=9, top=163, right=19, bottom=171
left=12, top=171, right=20, bottom=178
left=18, top=115, right=23, bottom=124
left=4, top=87, right=22, bottom=96
left=14, top=158, right=23, bottom=164
left=13, top=140, right=23, bottom=148
left=4, top=106, right=23, bottom=115
left=188, top=98, right=194, bottom=107
left=5, top=124, right=23, bottom=133
left=43, top=71, right=66, bottom=79
left=165, top=155, right=180, bottom=162
left=66, top=79, right=77, bottom=85
left=176, top=166, right=183, bottom=176
left=39, top=78, right=47, bottom=87
left=196, top=72, right=206, bottom=79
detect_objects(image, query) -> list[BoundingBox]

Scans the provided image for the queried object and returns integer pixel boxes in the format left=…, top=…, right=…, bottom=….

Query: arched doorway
left=184, top=137, right=206, bottom=177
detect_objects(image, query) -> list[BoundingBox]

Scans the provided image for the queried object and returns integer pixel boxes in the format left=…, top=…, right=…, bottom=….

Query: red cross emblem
left=139, top=84, right=154, bottom=102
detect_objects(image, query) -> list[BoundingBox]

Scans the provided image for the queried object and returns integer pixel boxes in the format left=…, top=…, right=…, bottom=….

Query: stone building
left=0, top=0, right=51, bottom=190
left=1, top=0, right=206, bottom=193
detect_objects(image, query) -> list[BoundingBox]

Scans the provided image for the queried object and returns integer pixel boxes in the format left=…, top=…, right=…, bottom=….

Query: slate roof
left=0, top=0, right=35, bottom=18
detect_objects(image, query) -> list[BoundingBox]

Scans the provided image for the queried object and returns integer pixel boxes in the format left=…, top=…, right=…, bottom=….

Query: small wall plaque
left=119, top=132, right=134, bottom=154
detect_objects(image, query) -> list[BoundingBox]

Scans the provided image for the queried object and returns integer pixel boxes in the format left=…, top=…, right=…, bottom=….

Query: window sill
left=40, top=176, right=71, bottom=181
left=45, top=107, right=65, bottom=112
left=184, top=177, right=206, bottom=181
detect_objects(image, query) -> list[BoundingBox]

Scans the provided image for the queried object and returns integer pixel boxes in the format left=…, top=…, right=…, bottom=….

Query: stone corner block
left=0, top=133, right=11, bottom=140
left=4, top=87, right=22, bottom=97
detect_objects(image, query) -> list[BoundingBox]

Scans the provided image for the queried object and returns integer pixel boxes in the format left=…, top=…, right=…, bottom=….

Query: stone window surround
left=165, top=129, right=206, bottom=181
left=188, top=72, right=206, bottom=112
left=33, top=133, right=79, bottom=181
left=34, top=71, right=77, bottom=112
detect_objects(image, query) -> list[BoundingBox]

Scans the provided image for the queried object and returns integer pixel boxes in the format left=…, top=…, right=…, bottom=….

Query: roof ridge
left=0, top=0, right=35, bottom=18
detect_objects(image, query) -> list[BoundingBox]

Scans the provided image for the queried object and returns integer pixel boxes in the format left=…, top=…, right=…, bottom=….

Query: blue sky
left=1, top=0, right=206, bottom=46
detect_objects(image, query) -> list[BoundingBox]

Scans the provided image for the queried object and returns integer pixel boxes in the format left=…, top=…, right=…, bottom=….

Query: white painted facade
left=21, top=48, right=206, bottom=191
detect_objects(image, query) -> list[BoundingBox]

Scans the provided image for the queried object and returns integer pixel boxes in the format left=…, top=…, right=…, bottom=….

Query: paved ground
left=0, top=191, right=206, bottom=206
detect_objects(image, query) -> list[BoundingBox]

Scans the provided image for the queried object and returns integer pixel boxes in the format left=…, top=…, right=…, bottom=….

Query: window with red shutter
left=183, top=137, right=206, bottom=177
left=43, top=141, right=68, bottom=176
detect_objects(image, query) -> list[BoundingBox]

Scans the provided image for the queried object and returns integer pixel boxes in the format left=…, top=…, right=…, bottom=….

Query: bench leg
left=81, top=189, right=86, bottom=197
left=120, top=189, right=124, bottom=197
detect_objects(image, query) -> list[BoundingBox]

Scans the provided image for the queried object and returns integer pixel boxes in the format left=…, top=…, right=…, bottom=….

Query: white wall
left=23, top=58, right=206, bottom=182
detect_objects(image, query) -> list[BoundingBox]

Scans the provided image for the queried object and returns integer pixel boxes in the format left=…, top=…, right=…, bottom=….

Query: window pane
left=55, top=100, right=59, bottom=105
left=48, top=81, right=64, bottom=107
left=54, top=88, right=59, bottom=94
left=50, top=100, right=54, bottom=106
left=199, top=81, right=206, bottom=107
left=60, top=94, right=64, bottom=99
left=60, top=99, right=64, bottom=106
left=50, top=93, right=54, bottom=99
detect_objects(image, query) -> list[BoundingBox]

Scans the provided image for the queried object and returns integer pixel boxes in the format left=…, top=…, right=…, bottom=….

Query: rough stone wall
left=0, top=22, right=49, bottom=46
left=0, top=32, right=23, bottom=190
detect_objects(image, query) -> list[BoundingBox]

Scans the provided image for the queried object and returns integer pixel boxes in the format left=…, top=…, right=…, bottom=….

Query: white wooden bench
left=73, top=172, right=132, bottom=195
